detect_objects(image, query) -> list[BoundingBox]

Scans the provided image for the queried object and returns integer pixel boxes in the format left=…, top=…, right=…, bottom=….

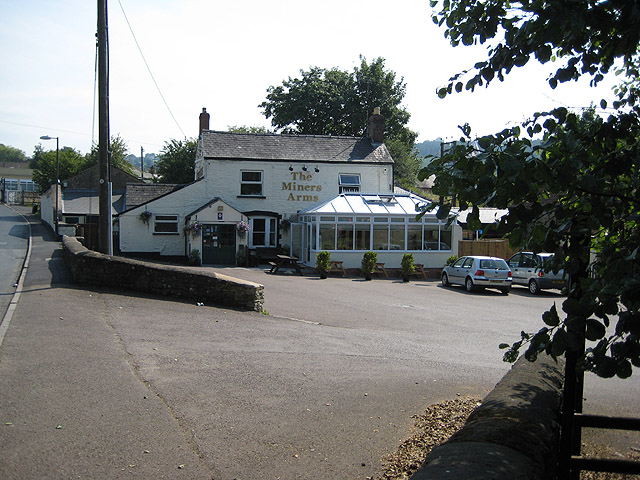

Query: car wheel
left=441, top=273, right=450, bottom=287
left=499, top=287, right=511, bottom=295
left=465, top=277, right=475, bottom=293
left=528, top=279, right=540, bottom=295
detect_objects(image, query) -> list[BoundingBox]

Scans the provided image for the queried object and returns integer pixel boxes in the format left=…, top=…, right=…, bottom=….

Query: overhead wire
left=116, top=0, right=186, bottom=138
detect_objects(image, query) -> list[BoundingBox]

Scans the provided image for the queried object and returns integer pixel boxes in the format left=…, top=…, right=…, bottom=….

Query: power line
left=116, top=0, right=186, bottom=138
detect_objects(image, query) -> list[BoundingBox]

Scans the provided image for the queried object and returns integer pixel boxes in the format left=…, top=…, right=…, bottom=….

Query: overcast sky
left=1, top=0, right=619, bottom=157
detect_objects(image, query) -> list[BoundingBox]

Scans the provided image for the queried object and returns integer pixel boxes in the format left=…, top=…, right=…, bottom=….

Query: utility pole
left=140, top=146, right=144, bottom=180
left=98, top=0, right=112, bottom=254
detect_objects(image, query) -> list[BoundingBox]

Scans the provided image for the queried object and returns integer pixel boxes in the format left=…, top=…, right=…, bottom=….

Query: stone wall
left=411, top=354, right=565, bottom=479
left=62, top=236, right=264, bottom=312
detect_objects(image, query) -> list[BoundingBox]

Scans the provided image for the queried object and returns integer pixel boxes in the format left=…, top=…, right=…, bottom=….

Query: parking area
left=4, top=248, right=638, bottom=480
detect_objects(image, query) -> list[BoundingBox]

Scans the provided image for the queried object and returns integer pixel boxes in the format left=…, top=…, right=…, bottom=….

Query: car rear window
left=479, top=259, right=509, bottom=270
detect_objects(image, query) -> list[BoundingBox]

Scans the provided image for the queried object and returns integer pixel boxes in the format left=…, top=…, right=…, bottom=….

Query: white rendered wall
left=119, top=181, right=207, bottom=256
left=201, top=160, right=393, bottom=218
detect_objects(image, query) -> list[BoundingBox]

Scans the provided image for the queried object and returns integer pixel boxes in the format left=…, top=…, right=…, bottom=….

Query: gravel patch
left=373, top=396, right=481, bottom=480
left=372, top=397, right=640, bottom=480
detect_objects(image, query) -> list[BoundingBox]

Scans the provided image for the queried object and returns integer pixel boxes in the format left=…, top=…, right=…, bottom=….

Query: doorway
left=202, top=224, right=236, bottom=265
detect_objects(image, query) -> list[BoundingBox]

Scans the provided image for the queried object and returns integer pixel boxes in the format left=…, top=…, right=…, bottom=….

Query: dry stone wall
left=62, top=236, right=264, bottom=312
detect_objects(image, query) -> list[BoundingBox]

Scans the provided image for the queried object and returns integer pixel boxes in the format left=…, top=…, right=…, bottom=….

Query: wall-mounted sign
left=218, top=212, right=223, bottom=220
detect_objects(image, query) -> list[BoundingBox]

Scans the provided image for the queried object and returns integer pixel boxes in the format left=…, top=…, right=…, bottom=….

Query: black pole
left=98, top=0, right=111, bottom=254
left=558, top=234, right=589, bottom=479
left=55, top=137, right=59, bottom=236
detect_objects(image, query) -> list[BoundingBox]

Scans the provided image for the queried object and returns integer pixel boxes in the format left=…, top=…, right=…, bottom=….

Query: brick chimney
left=199, top=108, right=210, bottom=133
left=367, top=107, right=384, bottom=145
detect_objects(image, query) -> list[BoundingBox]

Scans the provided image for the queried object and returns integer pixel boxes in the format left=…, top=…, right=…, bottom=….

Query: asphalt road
left=0, top=204, right=29, bottom=319
left=1, top=206, right=638, bottom=479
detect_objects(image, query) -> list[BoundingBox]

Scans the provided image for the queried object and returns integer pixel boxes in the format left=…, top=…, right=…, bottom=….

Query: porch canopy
left=298, top=193, right=460, bottom=270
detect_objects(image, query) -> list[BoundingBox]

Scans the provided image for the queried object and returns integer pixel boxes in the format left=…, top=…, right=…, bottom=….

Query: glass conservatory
left=296, top=193, right=462, bottom=270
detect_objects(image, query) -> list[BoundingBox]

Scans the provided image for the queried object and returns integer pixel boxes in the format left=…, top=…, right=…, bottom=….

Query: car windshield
left=479, top=259, right=509, bottom=270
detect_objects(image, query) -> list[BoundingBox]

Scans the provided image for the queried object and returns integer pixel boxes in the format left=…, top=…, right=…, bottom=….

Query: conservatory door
left=202, top=224, right=236, bottom=265
left=290, top=223, right=304, bottom=260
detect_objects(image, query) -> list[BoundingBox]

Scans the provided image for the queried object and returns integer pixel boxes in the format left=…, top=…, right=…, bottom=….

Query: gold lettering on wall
left=282, top=172, right=320, bottom=202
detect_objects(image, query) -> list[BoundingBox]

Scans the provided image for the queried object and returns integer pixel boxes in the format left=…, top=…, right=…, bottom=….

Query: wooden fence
left=457, top=239, right=516, bottom=260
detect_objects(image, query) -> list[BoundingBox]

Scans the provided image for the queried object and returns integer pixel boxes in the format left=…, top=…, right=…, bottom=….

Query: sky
left=0, top=0, right=620, bottom=157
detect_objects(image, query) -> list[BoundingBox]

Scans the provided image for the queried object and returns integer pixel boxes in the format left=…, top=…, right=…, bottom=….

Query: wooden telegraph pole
left=97, top=0, right=112, bottom=255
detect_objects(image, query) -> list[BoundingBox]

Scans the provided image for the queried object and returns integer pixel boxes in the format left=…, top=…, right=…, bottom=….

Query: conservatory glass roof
left=300, top=193, right=434, bottom=216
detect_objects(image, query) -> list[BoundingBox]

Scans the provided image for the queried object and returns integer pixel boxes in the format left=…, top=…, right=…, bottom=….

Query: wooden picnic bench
left=412, top=263, right=428, bottom=280
left=374, top=262, right=389, bottom=278
left=329, top=260, right=347, bottom=277
left=270, top=255, right=303, bottom=275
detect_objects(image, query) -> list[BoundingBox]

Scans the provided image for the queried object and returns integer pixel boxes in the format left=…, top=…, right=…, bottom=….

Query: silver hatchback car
left=507, top=252, right=568, bottom=294
left=441, top=256, right=513, bottom=294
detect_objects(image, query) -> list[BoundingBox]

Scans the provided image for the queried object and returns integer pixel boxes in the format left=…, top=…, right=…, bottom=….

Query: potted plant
left=401, top=253, right=415, bottom=282
left=236, top=220, right=250, bottom=239
left=361, top=251, right=377, bottom=281
left=316, top=250, right=331, bottom=279
left=446, top=255, right=459, bottom=266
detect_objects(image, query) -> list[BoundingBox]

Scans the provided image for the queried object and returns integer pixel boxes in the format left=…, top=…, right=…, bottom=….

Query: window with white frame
left=153, top=215, right=179, bottom=234
left=339, top=174, right=360, bottom=193
left=240, top=170, right=263, bottom=196
left=250, top=217, right=277, bottom=247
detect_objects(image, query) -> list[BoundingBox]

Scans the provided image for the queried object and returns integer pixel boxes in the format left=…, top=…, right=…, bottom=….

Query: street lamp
left=40, top=135, right=59, bottom=236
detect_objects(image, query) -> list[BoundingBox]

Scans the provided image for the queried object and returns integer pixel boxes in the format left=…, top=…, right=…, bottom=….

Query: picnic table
left=269, top=255, right=303, bottom=275
left=329, top=260, right=347, bottom=277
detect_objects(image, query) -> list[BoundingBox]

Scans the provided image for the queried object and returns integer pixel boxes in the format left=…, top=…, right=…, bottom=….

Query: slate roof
left=125, top=183, right=185, bottom=209
left=199, top=130, right=394, bottom=164
left=61, top=189, right=124, bottom=215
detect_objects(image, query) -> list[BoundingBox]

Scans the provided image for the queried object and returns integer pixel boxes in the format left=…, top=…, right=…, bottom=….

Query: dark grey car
left=507, top=252, right=568, bottom=294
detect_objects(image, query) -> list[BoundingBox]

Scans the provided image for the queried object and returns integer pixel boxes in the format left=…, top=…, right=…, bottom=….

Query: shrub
left=188, top=249, right=201, bottom=266
left=361, top=251, right=377, bottom=280
left=446, top=255, right=459, bottom=266
left=316, top=251, right=331, bottom=278
left=401, top=253, right=416, bottom=280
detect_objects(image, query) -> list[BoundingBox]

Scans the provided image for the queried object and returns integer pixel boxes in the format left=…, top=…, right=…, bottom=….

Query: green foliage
left=401, top=253, right=416, bottom=276
left=0, top=144, right=27, bottom=163
left=446, top=255, right=459, bottom=266
left=85, top=134, right=134, bottom=175
left=427, top=0, right=640, bottom=378
left=188, top=248, right=201, bottom=266
left=156, top=138, right=198, bottom=184
left=361, top=251, right=378, bottom=274
left=430, top=0, right=640, bottom=97
left=259, top=56, right=419, bottom=185
left=32, top=146, right=85, bottom=193
left=315, top=250, right=331, bottom=273
left=423, top=108, right=640, bottom=378
left=228, top=125, right=273, bottom=134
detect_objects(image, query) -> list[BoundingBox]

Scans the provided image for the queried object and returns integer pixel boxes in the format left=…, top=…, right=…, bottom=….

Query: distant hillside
left=125, top=153, right=160, bottom=171
left=415, top=139, right=441, bottom=158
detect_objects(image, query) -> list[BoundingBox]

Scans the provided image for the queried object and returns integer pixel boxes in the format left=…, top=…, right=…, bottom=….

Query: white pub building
left=117, top=109, right=460, bottom=270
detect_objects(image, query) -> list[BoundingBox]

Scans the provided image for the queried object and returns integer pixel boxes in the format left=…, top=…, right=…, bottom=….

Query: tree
left=422, top=0, right=640, bottom=379
left=155, top=138, right=197, bottom=184
left=32, top=145, right=85, bottom=193
left=0, top=144, right=27, bottom=163
left=85, top=134, right=134, bottom=175
left=260, top=56, right=421, bottom=185
left=430, top=0, right=640, bottom=98
left=228, top=125, right=273, bottom=134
